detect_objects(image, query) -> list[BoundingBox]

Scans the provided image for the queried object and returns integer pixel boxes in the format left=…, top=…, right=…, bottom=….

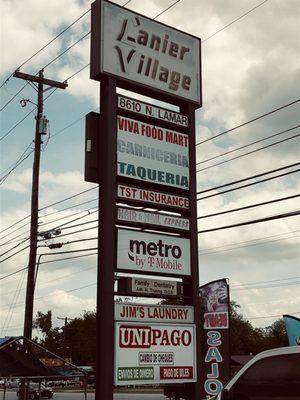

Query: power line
left=197, top=168, right=300, bottom=200
left=247, top=311, right=300, bottom=320
left=198, top=162, right=300, bottom=195
left=0, top=266, right=28, bottom=281
left=0, top=142, right=33, bottom=176
left=203, top=0, right=269, bottom=42
left=0, top=215, right=30, bottom=236
left=198, top=210, right=300, bottom=234
left=0, top=82, right=29, bottom=112
left=42, top=32, right=91, bottom=70
left=199, top=230, right=300, bottom=253
left=38, top=206, right=98, bottom=229
left=200, top=234, right=299, bottom=256
left=39, top=197, right=98, bottom=219
left=153, top=0, right=182, bottom=19
left=0, top=244, right=30, bottom=264
left=39, top=186, right=97, bottom=211
left=0, top=107, right=36, bottom=142
left=197, top=125, right=300, bottom=166
left=196, top=99, right=300, bottom=146
left=0, top=9, right=91, bottom=90
left=0, top=149, right=34, bottom=185
left=197, top=133, right=300, bottom=172
left=232, top=276, right=300, bottom=289
left=198, top=194, right=300, bottom=219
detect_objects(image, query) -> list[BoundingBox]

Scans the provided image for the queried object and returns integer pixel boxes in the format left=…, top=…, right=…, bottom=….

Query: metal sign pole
left=181, top=102, right=202, bottom=399
left=95, top=76, right=117, bottom=400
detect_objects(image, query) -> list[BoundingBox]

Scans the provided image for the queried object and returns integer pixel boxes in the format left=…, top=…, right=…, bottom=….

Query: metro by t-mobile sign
left=117, top=229, right=191, bottom=276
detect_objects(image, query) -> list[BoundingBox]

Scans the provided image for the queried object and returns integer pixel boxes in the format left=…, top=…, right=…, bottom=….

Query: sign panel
left=117, top=115, right=189, bottom=190
left=115, top=322, right=197, bottom=385
left=283, top=315, right=300, bottom=346
left=117, top=229, right=191, bottom=276
left=129, top=276, right=181, bottom=297
left=115, top=303, right=194, bottom=323
left=93, top=1, right=201, bottom=104
left=117, top=207, right=189, bottom=231
left=117, top=184, right=189, bottom=210
left=199, top=279, right=230, bottom=398
left=118, top=95, right=189, bottom=128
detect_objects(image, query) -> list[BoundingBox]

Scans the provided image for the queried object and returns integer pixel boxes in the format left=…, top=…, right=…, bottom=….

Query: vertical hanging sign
left=199, top=279, right=230, bottom=398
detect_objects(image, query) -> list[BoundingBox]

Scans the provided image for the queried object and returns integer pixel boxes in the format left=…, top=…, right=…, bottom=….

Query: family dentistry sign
left=91, top=1, right=201, bottom=104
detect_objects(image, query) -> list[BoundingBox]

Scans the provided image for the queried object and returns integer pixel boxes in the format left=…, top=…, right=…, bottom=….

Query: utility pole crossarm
left=13, top=70, right=68, bottom=90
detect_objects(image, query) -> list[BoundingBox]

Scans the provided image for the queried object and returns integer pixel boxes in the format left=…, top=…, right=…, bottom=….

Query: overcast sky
left=0, top=0, right=299, bottom=338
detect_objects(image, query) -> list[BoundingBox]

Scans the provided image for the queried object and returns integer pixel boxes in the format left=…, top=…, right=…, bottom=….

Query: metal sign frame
left=91, top=0, right=202, bottom=106
left=89, top=1, right=202, bottom=398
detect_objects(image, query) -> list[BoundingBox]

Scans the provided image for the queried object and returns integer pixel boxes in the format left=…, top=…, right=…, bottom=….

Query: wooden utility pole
left=13, top=70, right=67, bottom=341
left=57, top=316, right=73, bottom=361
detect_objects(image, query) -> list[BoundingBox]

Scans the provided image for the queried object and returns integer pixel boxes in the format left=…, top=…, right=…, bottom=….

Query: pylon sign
left=89, top=1, right=202, bottom=398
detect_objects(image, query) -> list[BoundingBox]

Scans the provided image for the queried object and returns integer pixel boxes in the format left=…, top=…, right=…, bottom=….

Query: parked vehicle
left=17, top=383, right=53, bottom=399
left=211, top=346, right=300, bottom=399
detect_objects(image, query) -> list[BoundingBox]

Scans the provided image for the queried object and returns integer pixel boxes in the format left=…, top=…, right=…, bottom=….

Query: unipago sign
left=117, top=116, right=189, bottom=189
left=117, top=229, right=191, bottom=276
left=91, top=1, right=201, bottom=104
left=115, top=322, right=197, bottom=385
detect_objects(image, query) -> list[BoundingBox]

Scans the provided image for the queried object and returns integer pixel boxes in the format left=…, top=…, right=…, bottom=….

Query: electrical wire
left=197, top=168, right=300, bottom=200
left=232, top=276, right=300, bottom=289
left=153, top=0, right=182, bottom=19
left=199, top=230, right=300, bottom=253
left=200, top=234, right=299, bottom=256
left=198, top=162, right=300, bottom=195
left=247, top=311, right=300, bottom=320
left=198, top=210, right=300, bottom=234
left=196, top=99, right=300, bottom=146
left=38, top=206, right=98, bottom=229
left=197, top=133, right=300, bottom=172
left=198, top=194, right=300, bottom=219
left=0, top=107, right=36, bottom=142
left=197, top=125, right=300, bottom=166
left=39, top=197, right=98, bottom=219
left=0, top=9, right=91, bottom=89
left=0, top=244, right=30, bottom=264
left=39, top=186, right=97, bottom=211
left=0, top=149, right=34, bottom=185
left=203, top=0, right=269, bottom=42
left=0, top=82, right=29, bottom=112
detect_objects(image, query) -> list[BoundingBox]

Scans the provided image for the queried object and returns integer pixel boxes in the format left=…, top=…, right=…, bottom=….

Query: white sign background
left=118, top=95, right=189, bottom=128
left=117, top=207, right=189, bottom=231
left=115, top=322, right=197, bottom=385
left=131, top=277, right=180, bottom=297
left=115, top=303, right=194, bottom=323
left=101, top=2, right=201, bottom=104
left=117, top=229, right=191, bottom=276
left=117, top=184, right=190, bottom=209
left=117, top=116, right=189, bottom=190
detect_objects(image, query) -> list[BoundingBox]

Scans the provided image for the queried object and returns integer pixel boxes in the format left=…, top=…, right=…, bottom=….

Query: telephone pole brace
left=13, top=70, right=67, bottom=343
